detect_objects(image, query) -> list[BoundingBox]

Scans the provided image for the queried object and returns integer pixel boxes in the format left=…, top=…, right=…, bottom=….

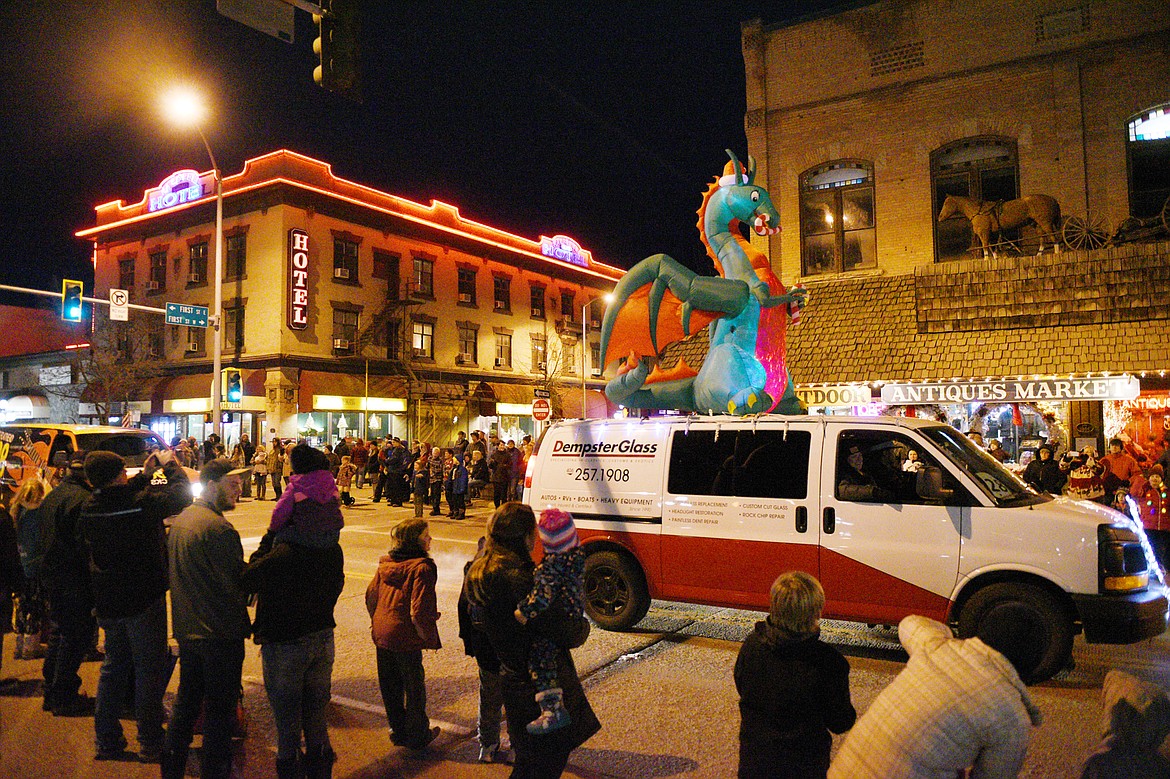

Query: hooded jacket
left=269, top=469, right=343, bottom=535
left=365, top=548, right=441, bottom=651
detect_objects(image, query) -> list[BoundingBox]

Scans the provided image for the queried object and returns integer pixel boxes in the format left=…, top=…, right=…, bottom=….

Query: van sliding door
left=661, top=424, right=821, bottom=611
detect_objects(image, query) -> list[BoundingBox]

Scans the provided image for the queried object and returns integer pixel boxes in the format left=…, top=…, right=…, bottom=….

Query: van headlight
left=1098, top=523, right=1150, bottom=592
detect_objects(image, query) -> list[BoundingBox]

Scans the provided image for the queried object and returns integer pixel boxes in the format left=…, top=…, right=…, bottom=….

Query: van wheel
left=583, top=551, right=650, bottom=630
left=957, top=582, right=1074, bottom=684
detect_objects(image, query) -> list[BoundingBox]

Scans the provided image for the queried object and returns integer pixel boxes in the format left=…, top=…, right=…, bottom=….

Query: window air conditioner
left=494, top=357, right=506, bottom=368
left=531, top=307, right=542, bottom=317
left=186, top=342, right=200, bottom=352
left=591, top=369, right=602, bottom=378
left=145, top=280, right=161, bottom=291
left=333, top=267, right=350, bottom=280
left=457, top=352, right=473, bottom=363
left=458, top=293, right=473, bottom=303
left=590, top=319, right=601, bottom=328
left=537, top=361, right=547, bottom=372
left=187, top=272, right=202, bottom=284
left=413, top=347, right=428, bottom=358
left=333, top=338, right=351, bottom=350
left=494, top=300, right=506, bottom=310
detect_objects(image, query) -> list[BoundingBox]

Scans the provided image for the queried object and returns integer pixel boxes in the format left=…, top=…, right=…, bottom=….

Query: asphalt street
left=1, top=484, right=1168, bottom=777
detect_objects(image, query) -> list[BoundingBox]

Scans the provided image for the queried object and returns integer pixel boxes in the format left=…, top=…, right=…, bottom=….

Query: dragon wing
left=600, top=253, right=750, bottom=367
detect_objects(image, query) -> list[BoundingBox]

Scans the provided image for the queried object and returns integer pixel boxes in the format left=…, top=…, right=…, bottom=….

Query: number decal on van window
left=573, top=467, right=631, bottom=482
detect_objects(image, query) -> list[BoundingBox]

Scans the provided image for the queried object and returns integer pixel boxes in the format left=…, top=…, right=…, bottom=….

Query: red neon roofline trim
left=78, top=149, right=625, bottom=281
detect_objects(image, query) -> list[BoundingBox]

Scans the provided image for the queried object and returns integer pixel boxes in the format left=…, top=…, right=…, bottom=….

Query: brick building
left=739, top=0, right=1170, bottom=458
left=76, top=150, right=623, bottom=448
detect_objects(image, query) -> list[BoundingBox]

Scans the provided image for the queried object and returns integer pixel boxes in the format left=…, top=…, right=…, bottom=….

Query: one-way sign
left=165, top=303, right=210, bottom=328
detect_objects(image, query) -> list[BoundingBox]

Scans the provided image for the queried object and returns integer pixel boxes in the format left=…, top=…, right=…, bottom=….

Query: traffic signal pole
left=0, top=282, right=168, bottom=316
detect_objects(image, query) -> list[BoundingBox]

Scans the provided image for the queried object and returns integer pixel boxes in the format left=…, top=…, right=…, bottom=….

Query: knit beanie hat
left=84, top=450, right=126, bottom=489
left=290, top=443, right=329, bottom=474
left=538, top=507, right=579, bottom=555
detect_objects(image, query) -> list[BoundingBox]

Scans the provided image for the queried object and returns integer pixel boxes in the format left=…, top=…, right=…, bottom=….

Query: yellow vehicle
left=0, top=424, right=171, bottom=505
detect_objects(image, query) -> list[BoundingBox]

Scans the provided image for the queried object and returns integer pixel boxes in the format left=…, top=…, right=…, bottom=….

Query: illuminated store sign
left=881, top=376, right=1140, bottom=404
left=147, top=169, right=204, bottom=213
left=540, top=235, right=592, bottom=267
left=288, top=229, right=310, bottom=330
left=796, top=385, right=873, bottom=407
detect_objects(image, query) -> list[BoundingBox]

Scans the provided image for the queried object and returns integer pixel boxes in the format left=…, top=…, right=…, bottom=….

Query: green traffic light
left=61, top=279, right=84, bottom=322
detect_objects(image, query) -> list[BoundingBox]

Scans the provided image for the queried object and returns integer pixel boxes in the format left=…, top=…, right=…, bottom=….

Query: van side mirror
left=917, top=466, right=953, bottom=501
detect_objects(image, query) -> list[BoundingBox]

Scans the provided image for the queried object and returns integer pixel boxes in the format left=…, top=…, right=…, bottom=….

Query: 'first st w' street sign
left=165, top=303, right=210, bottom=328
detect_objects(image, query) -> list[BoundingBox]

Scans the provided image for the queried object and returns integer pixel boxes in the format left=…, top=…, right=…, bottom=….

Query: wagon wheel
left=1062, top=213, right=1110, bottom=250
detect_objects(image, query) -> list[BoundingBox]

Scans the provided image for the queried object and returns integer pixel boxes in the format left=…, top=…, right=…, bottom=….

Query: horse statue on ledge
left=938, top=193, right=1062, bottom=259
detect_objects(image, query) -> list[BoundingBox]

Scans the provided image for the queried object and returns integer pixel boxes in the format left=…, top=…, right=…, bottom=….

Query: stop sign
left=532, top=397, right=551, bottom=421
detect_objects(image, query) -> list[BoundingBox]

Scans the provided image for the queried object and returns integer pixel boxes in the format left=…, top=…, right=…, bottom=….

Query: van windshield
left=74, top=432, right=166, bottom=468
left=921, top=426, right=1048, bottom=507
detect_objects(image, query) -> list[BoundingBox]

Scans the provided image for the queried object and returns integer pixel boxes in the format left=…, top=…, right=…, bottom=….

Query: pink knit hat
left=539, top=508, right=579, bottom=555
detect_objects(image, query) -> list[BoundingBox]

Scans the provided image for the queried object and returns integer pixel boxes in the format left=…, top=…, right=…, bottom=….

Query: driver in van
left=837, top=444, right=894, bottom=503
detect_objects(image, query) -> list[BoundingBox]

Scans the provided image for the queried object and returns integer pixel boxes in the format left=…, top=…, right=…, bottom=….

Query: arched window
left=931, top=137, right=1018, bottom=262
left=799, top=161, right=876, bottom=276
left=1127, top=104, right=1170, bottom=219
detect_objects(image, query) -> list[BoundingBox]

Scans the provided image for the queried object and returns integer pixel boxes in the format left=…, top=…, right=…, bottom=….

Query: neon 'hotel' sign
left=147, top=170, right=205, bottom=213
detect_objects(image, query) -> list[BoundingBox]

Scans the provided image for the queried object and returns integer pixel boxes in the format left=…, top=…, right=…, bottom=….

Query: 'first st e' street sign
left=165, top=303, right=210, bottom=328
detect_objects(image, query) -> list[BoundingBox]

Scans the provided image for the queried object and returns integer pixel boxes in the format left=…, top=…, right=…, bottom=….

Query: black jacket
left=734, top=620, right=856, bottom=779
left=39, top=471, right=93, bottom=598
left=1023, top=458, right=1067, bottom=495
left=78, top=460, right=192, bottom=619
left=241, top=531, right=344, bottom=644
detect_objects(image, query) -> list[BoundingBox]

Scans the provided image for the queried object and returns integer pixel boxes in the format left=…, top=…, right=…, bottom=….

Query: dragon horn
left=722, top=149, right=748, bottom=187
left=747, top=155, right=757, bottom=185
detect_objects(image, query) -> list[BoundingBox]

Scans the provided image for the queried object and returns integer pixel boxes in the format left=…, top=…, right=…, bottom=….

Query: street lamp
left=162, top=86, right=224, bottom=439
left=582, top=293, right=614, bottom=418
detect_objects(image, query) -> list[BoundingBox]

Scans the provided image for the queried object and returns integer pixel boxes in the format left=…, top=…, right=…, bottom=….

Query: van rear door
left=660, top=421, right=822, bottom=611
left=818, top=426, right=963, bottom=624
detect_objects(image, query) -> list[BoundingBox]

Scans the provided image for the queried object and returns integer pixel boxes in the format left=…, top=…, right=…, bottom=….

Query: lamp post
left=162, top=86, right=223, bottom=439
left=581, top=293, right=614, bottom=418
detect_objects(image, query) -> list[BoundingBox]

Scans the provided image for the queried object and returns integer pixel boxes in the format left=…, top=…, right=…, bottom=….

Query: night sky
left=0, top=0, right=842, bottom=307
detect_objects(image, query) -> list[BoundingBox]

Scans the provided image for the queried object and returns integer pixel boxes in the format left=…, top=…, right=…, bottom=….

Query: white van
left=524, top=415, right=1168, bottom=682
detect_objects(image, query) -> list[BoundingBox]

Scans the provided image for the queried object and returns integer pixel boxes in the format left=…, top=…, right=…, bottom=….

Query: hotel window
left=560, top=291, right=575, bottom=320
left=333, top=309, right=358, bottom=352
left=412, top=320, right=434, bottom=359
left=530, top=285, right=546, bottom=319
left=493, top=275, right=511, bottom=313
left=799, top=161, right=876, bottom=276
left=1127, top=104, right=1170, bottom=219
left=931, top=137, right=1018, bottom=262
left=148, top=250, right=166, bottom=292
left=225, top=233, right=247, bottom=278
left=186, top=326, right=205, bottom=354
left=411, top=256, right=434, bottom=298
left=188, top=242, right=208, bottom=285
left=373, top=248, right=399, bottom=290
left=457, top=268, right=477, bottom=305
left=224, top=306, right=245, bottom=353
left=562, top=336, right=577, bottom=375
left=495, top=332, right=512, bottom=368
left=333, top=238, right=359, bottom=283
left=530, top=333, right=547, bottom=373
left=458, top=323, right=478, bottom=363
left=119, top=258, right=135, bottom=291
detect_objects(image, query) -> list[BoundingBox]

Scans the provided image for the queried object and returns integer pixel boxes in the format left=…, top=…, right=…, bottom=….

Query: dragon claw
left=727, top=399, right=737, bottom=414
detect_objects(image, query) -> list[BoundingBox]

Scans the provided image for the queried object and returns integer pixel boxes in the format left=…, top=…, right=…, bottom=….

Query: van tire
left=956, top=582, right=1074, bottom=684
left=583, top=550, right=650, bottom=630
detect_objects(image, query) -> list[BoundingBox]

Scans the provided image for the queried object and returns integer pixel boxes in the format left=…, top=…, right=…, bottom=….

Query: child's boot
left=526, top=688, right=571, bottom=734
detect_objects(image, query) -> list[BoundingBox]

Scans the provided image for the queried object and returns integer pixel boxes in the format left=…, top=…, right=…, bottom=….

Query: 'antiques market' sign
left=288, top=229, right=310, bottom=330
left=881, top=376, right=1140, bottom=405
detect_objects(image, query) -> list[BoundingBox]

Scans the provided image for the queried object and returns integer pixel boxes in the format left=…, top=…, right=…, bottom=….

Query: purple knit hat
left=539, top=508, right=579, bottom=555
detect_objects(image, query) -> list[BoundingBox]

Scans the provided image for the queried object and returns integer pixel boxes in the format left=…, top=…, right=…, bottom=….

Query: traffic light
left=223, top=369, right=243, bottom=403
left=313, top=0, right=362, bottom=101
left=61, top=280, right=83, bottom=322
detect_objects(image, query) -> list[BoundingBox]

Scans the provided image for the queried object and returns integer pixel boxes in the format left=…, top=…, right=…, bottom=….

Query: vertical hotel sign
left=288, top=229, right=310, bottom=330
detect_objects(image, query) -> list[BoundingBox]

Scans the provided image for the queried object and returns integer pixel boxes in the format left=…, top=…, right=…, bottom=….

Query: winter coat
left=241, top=531, right=344, bottom=644
left=1135, top=481, right=1169, bottom=532
left=168, top=500, right=252, bottom=643
left=1023, top=458, right=1067, bottom=495
left=829, top=615, right=1041, bottom=779
left=251, top=447, right=269, bottom=476
left=734, top=619, right=856, bottom=778
left=15, top=503, right=51, bottom=580
left=39, top=471, right=94, bottom=598
left=464, top=535, right=601, bottom=768
left=270, top=469, right=344, bottom=536
left=336, top=463, right=357, bottom=490
left=0, top=507, right=21, bottom=603
left=78, top=460, right=192, bottom=620
left=428, top=453, right=444, bottom=484
left=365, top=550, right=441, bottom=651
left=490, top=448, right=512, bottom=486
left=450, top=456, right=469, bottom=495
left=352, top=443, right=368, bottom=468
left=265, top=446, right=283, bottom=475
